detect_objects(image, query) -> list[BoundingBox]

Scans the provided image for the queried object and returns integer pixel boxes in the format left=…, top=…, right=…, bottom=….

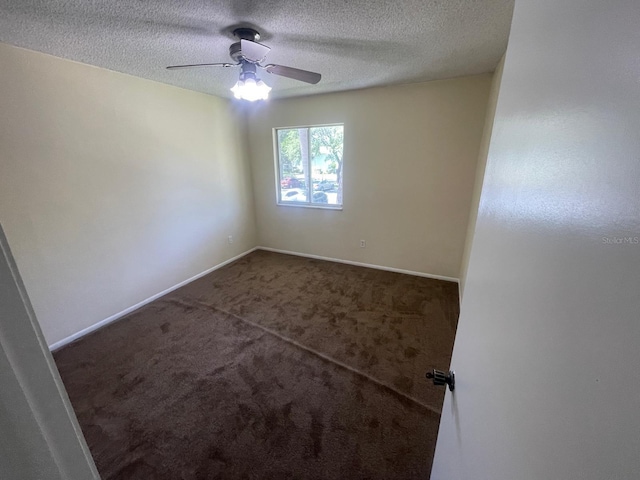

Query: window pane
left=277, top=128, right=307, bottom=203
left=310, top=126, right=343, bottom=206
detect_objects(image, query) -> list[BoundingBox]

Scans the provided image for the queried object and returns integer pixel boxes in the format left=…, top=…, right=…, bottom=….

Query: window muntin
left=275, top=125, right=344, bottom=208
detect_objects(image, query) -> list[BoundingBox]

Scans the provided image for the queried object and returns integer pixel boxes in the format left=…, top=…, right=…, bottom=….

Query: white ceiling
left=0, top=0, right=514, bottom=100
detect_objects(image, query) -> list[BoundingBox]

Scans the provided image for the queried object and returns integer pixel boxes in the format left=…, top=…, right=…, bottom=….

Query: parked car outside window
left=313, top=180, right=336, bottom=192
left=312, top=192, right=328, bottom=203
left=282, top=189, right=307, bottom=202
left=280, top=177, right=304, bottom=189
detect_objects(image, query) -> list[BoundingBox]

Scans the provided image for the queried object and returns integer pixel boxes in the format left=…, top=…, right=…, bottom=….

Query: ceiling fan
left=166, top=27, right=321, bottom=101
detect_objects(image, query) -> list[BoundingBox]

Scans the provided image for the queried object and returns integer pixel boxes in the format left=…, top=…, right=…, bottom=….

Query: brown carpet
left=54, top=251, right=459, bottom=479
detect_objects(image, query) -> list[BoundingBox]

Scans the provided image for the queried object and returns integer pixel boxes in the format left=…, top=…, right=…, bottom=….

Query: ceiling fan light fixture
left=230, top=80, right=245, bottom=99
left=230, top=76, right=271, bottom=102
left=168, top=27, right=321, bottom=99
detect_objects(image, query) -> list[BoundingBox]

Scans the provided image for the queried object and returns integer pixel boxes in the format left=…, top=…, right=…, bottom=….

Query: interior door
left=430, top=0, right=640, bottom=478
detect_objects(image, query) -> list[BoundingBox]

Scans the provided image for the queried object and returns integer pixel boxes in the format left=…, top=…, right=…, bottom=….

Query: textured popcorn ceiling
left=0, top=0, right=514, bottom=99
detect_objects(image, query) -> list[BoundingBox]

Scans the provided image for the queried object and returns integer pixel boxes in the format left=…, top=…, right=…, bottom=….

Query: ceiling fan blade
left=240, top=39, right=271, bottom=62
left=166, top=63, right=237, bottom=70
left=263, top=64, right=321, bottom=84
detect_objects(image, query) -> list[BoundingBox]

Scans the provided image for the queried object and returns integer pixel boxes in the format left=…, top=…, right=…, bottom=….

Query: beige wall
left=0, top=41, right=496, bottom=346
left=247, top=76, right=492, bottom=279
left=458, top=55, right=505, bottom=297
left=0, top=43, right=256, bottom=346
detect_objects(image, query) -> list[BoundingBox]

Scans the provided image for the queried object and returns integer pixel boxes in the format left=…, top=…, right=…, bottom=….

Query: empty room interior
left=2, top=1, right=640, bottom=479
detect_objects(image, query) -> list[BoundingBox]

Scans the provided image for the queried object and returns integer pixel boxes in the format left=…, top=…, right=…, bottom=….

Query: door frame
left=0, top=224, right=99, bottom=479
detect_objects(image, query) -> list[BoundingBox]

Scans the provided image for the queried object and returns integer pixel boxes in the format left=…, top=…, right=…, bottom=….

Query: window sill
left=276, top=202, right=343, bottom=211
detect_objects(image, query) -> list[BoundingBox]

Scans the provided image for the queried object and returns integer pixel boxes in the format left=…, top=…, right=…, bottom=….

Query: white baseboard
left=50, top=245, right=458, bottom=351
left=48, top=247, right=258, bottom=351
left=256, top=246, right=460, bottom=283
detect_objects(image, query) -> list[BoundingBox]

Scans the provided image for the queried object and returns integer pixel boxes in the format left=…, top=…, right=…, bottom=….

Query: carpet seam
left=183, top=299, right=442, bottom=417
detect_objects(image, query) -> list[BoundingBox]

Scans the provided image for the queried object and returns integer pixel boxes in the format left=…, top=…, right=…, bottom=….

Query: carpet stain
left=393, top=375, right=415, bottom=392
left=237, top=365, right=261, bottom=395
left=309, top=408, right=324, bottom=458
left=282, top=402, right=293, bottom=418
left=404, top=346, right=419, bottom=359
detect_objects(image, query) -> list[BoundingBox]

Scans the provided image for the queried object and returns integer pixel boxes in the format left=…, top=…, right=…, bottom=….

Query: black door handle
left=426, top=369, right=455, bottom=391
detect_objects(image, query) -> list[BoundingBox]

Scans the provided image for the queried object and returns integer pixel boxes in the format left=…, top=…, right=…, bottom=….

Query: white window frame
left=273, top=123, right=344, bottom=210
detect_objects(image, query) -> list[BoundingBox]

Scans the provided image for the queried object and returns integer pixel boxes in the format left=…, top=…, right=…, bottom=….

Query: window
left=275, top=124, right=344, bottom=209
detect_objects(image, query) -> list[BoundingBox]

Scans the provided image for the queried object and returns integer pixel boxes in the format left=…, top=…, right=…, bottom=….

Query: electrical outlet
left=360, top=239, right=366, bottom=248
left=228, top=235, right=234, bottom=244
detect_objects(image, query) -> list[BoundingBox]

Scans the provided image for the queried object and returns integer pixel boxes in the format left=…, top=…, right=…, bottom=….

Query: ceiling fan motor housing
left=229, top=28, right=261, bottom=63
left=233, top=28, right=260, bottom=41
